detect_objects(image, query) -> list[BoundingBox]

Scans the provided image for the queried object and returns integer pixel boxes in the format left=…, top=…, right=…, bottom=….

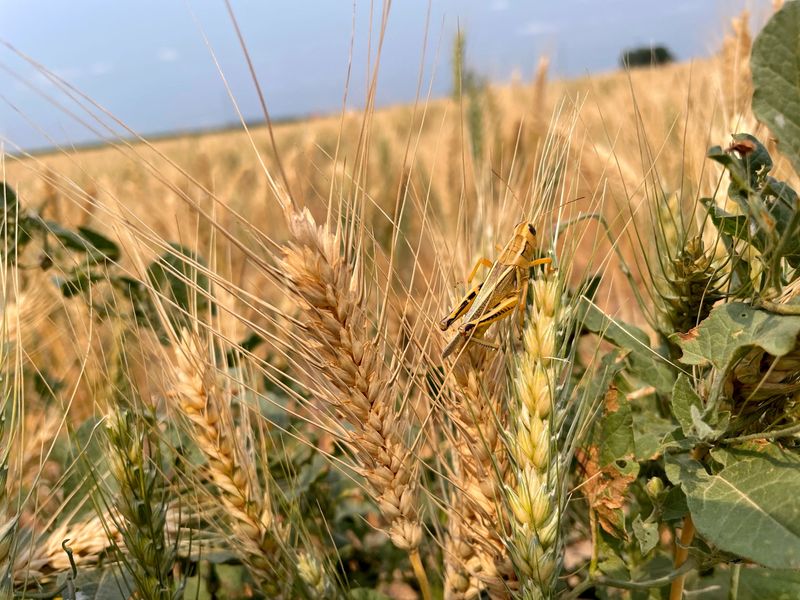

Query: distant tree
left=620, top=45, right=675, bottom=68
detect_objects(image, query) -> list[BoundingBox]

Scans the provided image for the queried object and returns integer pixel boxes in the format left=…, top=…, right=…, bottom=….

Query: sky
left=0, top=0, right=774, bottom=152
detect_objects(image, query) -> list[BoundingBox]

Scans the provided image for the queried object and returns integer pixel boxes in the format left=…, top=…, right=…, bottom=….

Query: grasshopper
left=440, top=221, right=552, bottom=358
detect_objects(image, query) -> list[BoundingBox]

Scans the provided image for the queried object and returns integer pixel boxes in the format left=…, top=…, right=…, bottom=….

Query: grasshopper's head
left=513, top=221, right=537, bottom=242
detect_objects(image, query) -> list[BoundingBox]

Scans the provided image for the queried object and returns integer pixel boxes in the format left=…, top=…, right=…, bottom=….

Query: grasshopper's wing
left=461, top=263, right=518, bottom=324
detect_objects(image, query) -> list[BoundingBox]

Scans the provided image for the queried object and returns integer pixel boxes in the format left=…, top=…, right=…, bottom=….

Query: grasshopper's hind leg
left=439, top=257, right=493, bottom=331
left=439, top=283, right=482, bottom=331
left=460, top=296, right=519, bottom=335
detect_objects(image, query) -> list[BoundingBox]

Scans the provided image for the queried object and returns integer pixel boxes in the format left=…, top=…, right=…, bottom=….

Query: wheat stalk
left=103, top=405, right=175, bottom=600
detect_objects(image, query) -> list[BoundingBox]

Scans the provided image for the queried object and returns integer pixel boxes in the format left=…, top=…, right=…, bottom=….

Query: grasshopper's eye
left=527, top=223, right=536, bottom=236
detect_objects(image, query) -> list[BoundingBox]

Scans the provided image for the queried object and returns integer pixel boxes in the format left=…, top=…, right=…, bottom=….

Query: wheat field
left=1, top=7, right=797, bottom=600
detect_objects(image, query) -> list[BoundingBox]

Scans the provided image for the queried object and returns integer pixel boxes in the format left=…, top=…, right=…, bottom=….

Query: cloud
left=518, top=21, right=557, bottom=36
left=157, top=47, right=179, bottom=63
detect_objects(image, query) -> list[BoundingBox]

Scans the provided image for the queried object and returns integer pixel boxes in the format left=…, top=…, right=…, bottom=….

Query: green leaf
left=671, top=449, right=800, bottom=569
left=632, top=515, right=659, bottom=555
left=738, top=568, right=800, bottom=599
left=661, top=486, right=688, bottom=522
left=0, top=182, right=18, bottom=208
left=702, top=199, right=749, bottom=242
left=69, top=568, right=134, bottom=600
left=584, top=350, right=635, bottom=466
left=677, top=302, right=800, bottom=371
left=752, top=1, right=800, bottom=175
left=632, top=411, right=686, bottom=460
left=685, top=565, right=800, bottom=599
left=599, top=396, right=635, bottom=468
left=78, top=226, right=121, bottom=261
left=671, top=374, right=702, bottom=438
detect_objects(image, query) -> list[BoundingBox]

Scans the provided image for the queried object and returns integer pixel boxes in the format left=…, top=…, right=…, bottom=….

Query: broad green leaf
left=599, top=391, right=635, bottom=467
left=752, top=1, right=800, bottom=175
left=738, top=568, right=800, bottom=599
left=702, top=200, right=749, bottom=241
left=68, top=568, right=133, bottom=600
left=677, top=302, right=800, bottom=371
left=689, top=405, right=718, bottom=441
left=632, top=515, right=659, bottom=555
left=214, top=564, right=252, bottom=600
left=582, top=350, right=637, bottom=467
left=661, top=486, right=688, bottom=522
left=685, top=565, right=800, bottom=599
left=0, top=182, right=18, bottom=208
left=670, top=449, right=800, bottom=569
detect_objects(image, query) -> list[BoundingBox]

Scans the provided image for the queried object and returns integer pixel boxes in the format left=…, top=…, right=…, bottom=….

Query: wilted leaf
left=752, top=1, right=800, bottom=175
left=576, top=445, right=637, bottom=539
left=678, top=303, right=800, bottom=372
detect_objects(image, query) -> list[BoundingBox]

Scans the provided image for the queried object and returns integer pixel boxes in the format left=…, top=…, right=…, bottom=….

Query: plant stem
left=589, top=508, right=599, bottom=577
left=755, top=299, right=800, bottom=315
left=721, top=421, right=800, bottom=445
left=729, top=563, right=741, bottom=600
left=565, top=558, right=697, bottom=600
left=669, top=515, right=695, bottom=600
left=409, top=550, right=432, bottom=600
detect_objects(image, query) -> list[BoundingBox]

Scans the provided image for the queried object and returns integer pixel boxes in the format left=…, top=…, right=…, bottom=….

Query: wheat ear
left=506, top=276, right=564, bottom=598
left=171, top=332, right=289, bottom=593
left=279, top=206, right=427, bottom=587
left=444, top=350, right=516, bottom=599
left=103, top=406, right=175, bottom=600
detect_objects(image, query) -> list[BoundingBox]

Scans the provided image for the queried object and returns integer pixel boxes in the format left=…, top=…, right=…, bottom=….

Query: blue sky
left=0, top=1, right=772, bottom=152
